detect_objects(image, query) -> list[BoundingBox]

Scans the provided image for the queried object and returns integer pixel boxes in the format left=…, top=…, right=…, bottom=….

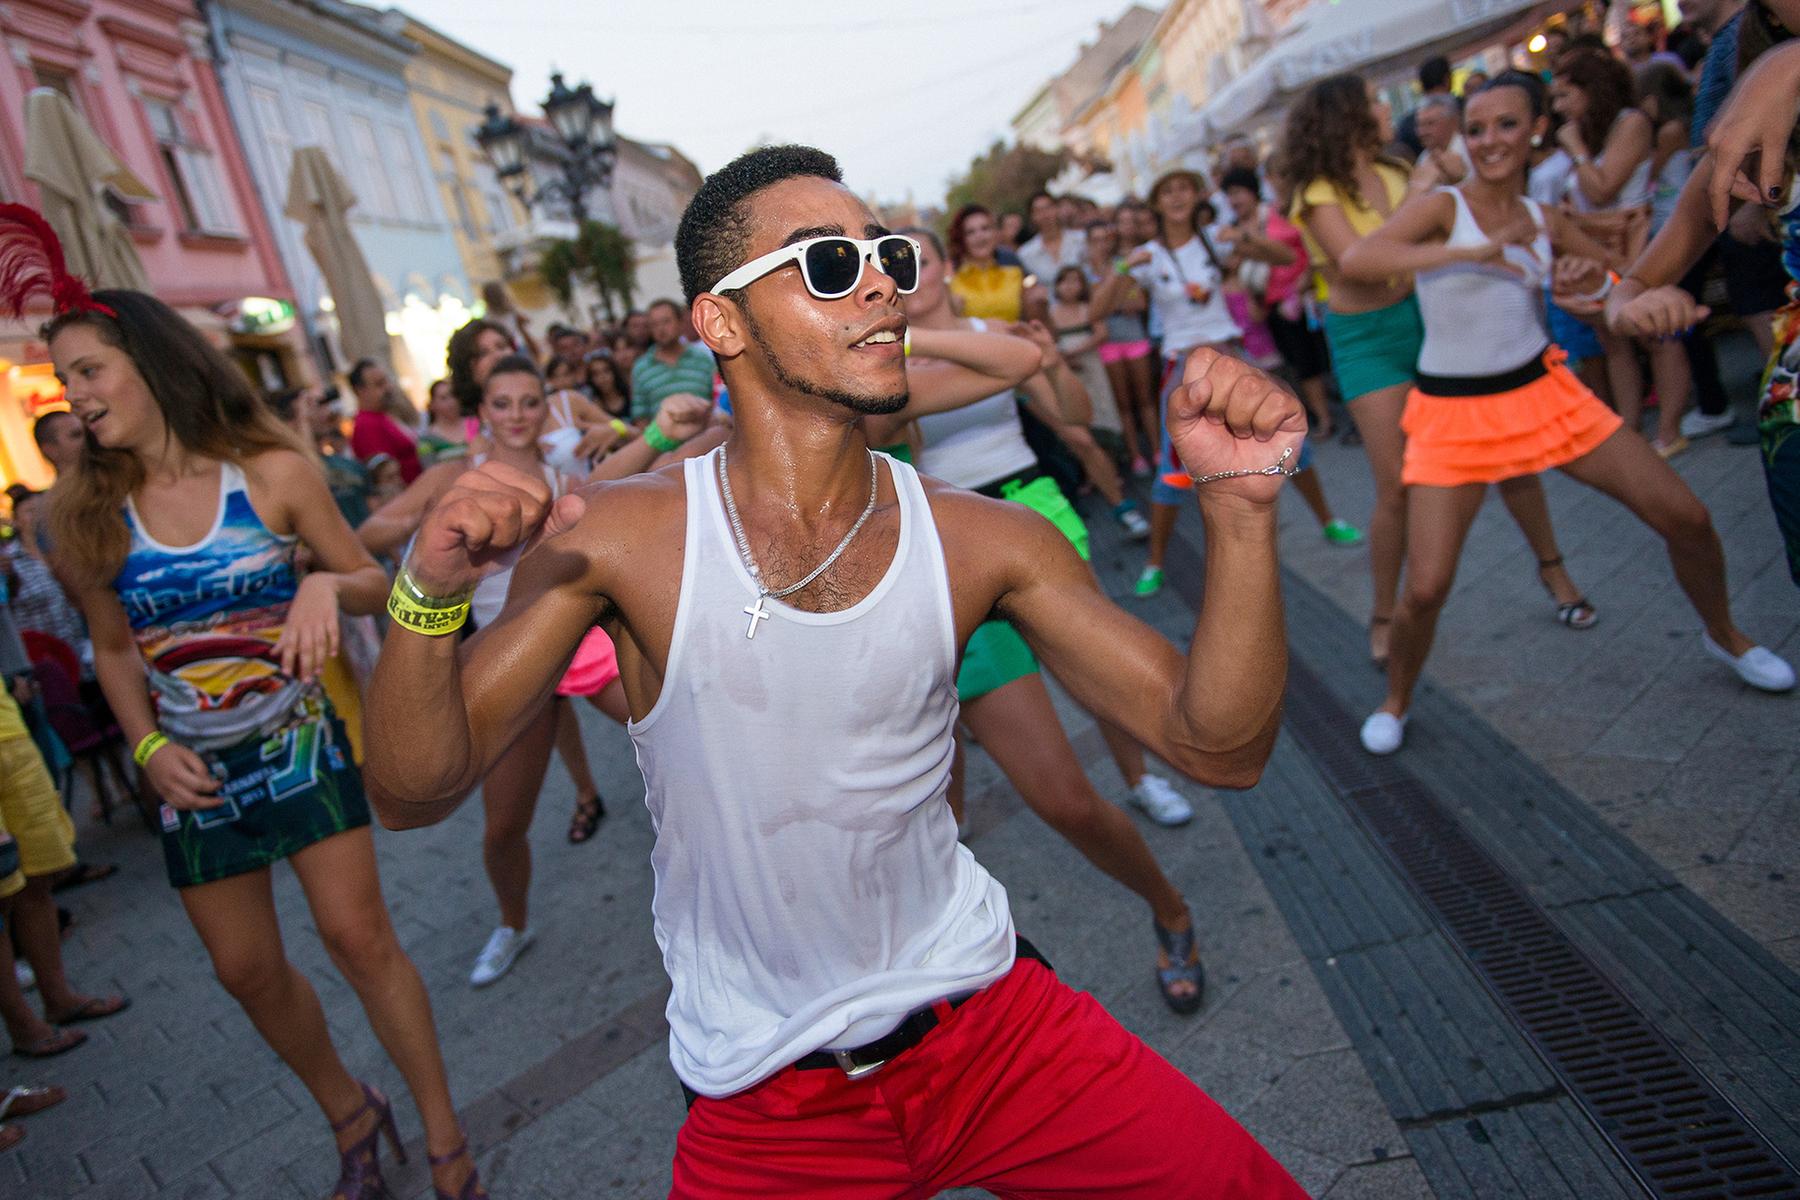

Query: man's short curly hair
left=675, top=145, right=844, bottom=306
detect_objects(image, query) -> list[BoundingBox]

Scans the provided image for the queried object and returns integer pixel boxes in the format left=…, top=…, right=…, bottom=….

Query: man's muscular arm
left=362, top=463, right=618, bottom=826
left=988, top=349, right=1299, bottom=786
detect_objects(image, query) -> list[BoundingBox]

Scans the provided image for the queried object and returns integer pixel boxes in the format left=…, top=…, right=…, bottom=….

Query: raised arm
left=1704, top=39, right=1800, bottom=226
left=995, top=349, right=1302, bottom=785
left=1338, top=190, right=1481, bottom=280
left=1561, top=110, right=1654, bottom=209
left=362, top=463, right=616, bottom=826
left=862, top=324, right=1039, bottom=446
left=358, top=461, right=461, bottom=559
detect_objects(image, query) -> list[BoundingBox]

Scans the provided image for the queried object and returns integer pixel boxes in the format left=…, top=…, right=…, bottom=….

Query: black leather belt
left=681, top=937, right=1051, bottom=1108
left=1415, top=347, right=1551, bottom=397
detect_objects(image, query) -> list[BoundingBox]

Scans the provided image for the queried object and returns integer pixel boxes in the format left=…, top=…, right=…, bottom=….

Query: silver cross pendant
left=743, top=592, right=771, bottom=639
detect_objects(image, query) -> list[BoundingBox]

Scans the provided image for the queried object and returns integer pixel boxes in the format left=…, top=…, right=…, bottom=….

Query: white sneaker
left=1360, top=711, right=1408, bottom=755
left=1702, top=634, right=1797, bottom=693
left=15, top=961, right=34, bottom=992
left=1679, top=409, right=1734, bottom=440
left=1117, top=505, right=1152, bottom=540
left=469, top=925, right=534, bottom=987
left=1130, top=774, right=1194, bottom=826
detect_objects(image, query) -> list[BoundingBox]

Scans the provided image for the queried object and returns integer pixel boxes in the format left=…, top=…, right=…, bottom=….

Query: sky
left=422, top=0, right=1141, bottom=206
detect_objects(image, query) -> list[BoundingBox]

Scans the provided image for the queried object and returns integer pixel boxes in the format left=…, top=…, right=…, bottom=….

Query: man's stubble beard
left=741, top=302, right=908, bottom=416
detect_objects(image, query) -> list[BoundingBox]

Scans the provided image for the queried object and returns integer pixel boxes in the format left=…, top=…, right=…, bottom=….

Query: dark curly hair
left=1280, top=74, right=1387, bottom=209
left=1555, top=48, right=1636, bottom=159
left=445, top=317, right=514, bottom=415
left=674, top=144, right=843, bottom=306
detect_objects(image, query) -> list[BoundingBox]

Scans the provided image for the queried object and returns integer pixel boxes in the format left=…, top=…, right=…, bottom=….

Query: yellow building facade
left=388, top=13, right=528, bottom=303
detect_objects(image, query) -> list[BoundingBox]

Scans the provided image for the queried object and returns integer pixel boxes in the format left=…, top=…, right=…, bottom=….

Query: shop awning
left=1194, top=0, right=1577, bottom=143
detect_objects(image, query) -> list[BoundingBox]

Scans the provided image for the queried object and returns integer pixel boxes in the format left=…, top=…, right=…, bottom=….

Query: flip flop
left=12, top=1027, right=85, bottom=1058
left=49, top=862, right=117, bottom=894
left=50, top=995, right=129, bottom=1025
left=0, top=1124, right=22, bottom=1152
left=1153, top=919, right=1206, bottom=1016
left=567, top=793, right=606, bottom=844
left=0, top=1085, right=67, bottom=1119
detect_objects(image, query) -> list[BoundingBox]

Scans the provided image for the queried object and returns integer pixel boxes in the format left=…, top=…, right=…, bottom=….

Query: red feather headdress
left=0, top=203, right=115, bottom=320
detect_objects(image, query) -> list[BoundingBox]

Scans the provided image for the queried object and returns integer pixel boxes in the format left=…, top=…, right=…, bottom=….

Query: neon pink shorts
left=556, top=627, right=620, bottom=697
left=1098, top=339, right=1151, bottom=365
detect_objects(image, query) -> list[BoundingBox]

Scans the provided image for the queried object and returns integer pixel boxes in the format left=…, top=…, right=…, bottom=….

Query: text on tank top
left=1415, top=189, right=1552, bottom=378
left=913, top=317, right=1038, bottom=489
left=626, top=448, right=1014, bottom=1098
left=116, top=462, right=305, bottom=749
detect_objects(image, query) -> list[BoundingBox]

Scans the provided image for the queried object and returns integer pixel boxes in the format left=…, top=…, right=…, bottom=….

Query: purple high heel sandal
left=428, top=1134, right=488, bottom=1200
left=328, top=1081, right=405, bottom=1200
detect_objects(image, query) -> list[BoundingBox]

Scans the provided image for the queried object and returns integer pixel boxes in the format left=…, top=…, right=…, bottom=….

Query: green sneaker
left=1134, top=565, right=1164, bottom=597
left=1322, top=519, right=1365, bottom=547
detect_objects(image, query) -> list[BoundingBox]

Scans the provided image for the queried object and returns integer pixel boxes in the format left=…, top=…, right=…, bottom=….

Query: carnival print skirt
left=159, top=699, right=369, bottom=889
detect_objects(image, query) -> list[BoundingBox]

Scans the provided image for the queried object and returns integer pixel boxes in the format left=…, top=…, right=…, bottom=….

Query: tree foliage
left=943, top=141, right=1068, bottom=219
left=537, top=219, right=637, bottom=322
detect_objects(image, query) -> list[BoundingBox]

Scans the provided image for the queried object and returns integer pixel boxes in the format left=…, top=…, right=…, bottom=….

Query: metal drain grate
left=1281, top=661, right=1800, bottom=1199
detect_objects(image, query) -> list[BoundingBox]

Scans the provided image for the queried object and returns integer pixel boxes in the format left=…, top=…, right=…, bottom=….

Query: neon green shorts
left=955, top=472, right=1090, bottom=701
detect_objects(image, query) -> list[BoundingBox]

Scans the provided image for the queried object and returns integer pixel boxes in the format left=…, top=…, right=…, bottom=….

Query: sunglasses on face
left=711, top=234, right=921, bottom=300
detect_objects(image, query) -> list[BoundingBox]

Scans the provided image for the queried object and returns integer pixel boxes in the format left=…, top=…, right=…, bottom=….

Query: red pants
left=670, top=957, right=1306, bottom=1198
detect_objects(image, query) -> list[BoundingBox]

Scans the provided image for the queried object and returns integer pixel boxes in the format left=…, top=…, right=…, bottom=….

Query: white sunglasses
left=711, top=234, right=921, bottom=300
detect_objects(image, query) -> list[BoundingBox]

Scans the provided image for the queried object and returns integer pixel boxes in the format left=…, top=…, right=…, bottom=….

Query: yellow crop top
left=949, top=262, right=1025, bottom=322
left=1291, top=162, right=1410, bottom=303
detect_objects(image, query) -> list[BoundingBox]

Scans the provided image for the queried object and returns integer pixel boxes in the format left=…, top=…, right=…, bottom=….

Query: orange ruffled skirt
left=556, top=627, right=621, bottom=697
left=1401, top=349, right=1622, bottom=487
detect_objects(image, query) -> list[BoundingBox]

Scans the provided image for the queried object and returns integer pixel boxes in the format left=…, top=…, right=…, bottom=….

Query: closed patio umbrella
left=23, top=88, right=154, bottom=291
left=283, top=146, right=389, bottom=367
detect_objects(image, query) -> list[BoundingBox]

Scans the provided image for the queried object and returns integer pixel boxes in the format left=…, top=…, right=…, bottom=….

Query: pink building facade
left=0, top=0, right=311, bottom=487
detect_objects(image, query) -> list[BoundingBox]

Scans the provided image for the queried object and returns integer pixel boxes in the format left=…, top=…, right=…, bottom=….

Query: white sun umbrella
left=23, top=88, right=155, bottom=291
left=284, top=146, right=390, bottom=367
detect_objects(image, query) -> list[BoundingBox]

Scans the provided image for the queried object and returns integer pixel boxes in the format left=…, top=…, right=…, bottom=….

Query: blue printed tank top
left=115, top=462, right=306, bottom=750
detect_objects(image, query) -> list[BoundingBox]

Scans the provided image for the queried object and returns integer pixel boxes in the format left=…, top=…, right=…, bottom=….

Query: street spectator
left=1017, top=191, right=1087, bottom=305
left=364, top=454, right=405, bottom=508
left=1397, top=55, right=1456, bottom=156
left=1410, top=93, right=1472, bottom=188
left=622, top=307, right=651, bottom=352
left=416, top=378, right=478, bottom=467
left=270, top=385, right=374, bottom=530
left=30, top=410, right=82, bottom=482
left=585, top=351, right=633, bottom=421
left=1081, top=218, right=1159, bottom=473
left=630, top=298, right=715, bottom=422
left=997, top=209, right=1025, bottom=251
left=609, top=332, right=640, bottom=376
left=347, top=358, right=422, bottom=483
left=545, top=353, right=585, bottom=396
left=546, top=323, right=590, bottom=361
left=947, top=204, right=1028, bottom=321
left=482, top=279, right=541, bottom=360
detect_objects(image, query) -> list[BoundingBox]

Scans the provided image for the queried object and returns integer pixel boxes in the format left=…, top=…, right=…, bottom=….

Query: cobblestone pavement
left=4, top=361, right=1793, bottom=1196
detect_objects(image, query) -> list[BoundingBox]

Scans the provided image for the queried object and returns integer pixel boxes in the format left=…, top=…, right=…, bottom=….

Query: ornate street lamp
left=476, top=72, right=618, bottom=227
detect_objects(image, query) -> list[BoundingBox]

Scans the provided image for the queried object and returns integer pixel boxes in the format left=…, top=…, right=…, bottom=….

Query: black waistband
left=1415, top=348, right=1550, bottom=397
left=680, top=936, right=1052, bottom=1108
left=975, top=467, right=1043, bottom=499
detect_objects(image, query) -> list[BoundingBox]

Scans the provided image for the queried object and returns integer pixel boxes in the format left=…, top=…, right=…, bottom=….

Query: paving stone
left=1323, top=1154, right=1436, bottom=1200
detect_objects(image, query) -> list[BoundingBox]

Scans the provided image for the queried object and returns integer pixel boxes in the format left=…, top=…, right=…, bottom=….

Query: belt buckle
left=832, top=1049, right=887, bottom=1079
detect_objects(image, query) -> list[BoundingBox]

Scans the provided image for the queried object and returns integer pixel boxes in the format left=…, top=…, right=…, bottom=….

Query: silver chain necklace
left=718, top=445, right=879, bottom=639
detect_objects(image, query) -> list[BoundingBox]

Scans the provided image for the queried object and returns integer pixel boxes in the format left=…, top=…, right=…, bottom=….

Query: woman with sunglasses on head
left=1339, top=74, right=1794, bottom=754
left=14, top=231, right=484, bottom=1195
left=893, top=227, right=1210, bottom=1011
left=1288, top=73, right=1598, bottom=663
left=362, top=356, right=716, bottom=977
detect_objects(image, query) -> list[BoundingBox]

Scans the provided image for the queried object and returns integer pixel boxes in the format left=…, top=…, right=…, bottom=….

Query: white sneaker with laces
left=1130, top=774, right=1193, bottom=826
left=469, top=925, right=534, bottom=987
left=1702, top=634, right=1796, bottom=692
left=1360, top=711, right=1408, bottom=755
left=1679, top=409, right=1734, bottom=440
left=15, top=961, right=35, bottom=992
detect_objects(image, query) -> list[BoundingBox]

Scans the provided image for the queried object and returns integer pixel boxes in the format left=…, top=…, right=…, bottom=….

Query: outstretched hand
left=406, top=460, right=553, bottom=597
left=1609, top=284, right=1708, bottom=340
left=1167, top=349, right=1307, bottom=506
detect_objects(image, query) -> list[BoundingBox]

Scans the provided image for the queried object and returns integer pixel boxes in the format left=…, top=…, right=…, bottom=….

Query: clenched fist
left=406, top=460, right=554, bottom=597
left=1168, top=348, right=1308, bottom=506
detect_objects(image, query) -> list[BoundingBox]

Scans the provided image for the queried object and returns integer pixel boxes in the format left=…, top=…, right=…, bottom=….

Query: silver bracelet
left=1189, top=445, right=1300, bottom=486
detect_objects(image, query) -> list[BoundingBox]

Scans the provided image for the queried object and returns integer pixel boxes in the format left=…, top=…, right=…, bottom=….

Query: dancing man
left=365, top=146, right=1306, bottom=1197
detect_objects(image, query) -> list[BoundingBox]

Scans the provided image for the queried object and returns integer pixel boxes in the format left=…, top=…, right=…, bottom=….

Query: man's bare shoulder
left=557, top=460, right=690, bottom=557
left=914, top=472, right=1079, bottom=573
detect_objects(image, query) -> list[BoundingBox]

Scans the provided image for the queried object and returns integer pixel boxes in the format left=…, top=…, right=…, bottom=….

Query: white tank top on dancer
left=913, top=317, right=1037, bottom=489
left=628, top=448, right=1015, bottom=1098
left=1414, top=189, right=1552, bottom=379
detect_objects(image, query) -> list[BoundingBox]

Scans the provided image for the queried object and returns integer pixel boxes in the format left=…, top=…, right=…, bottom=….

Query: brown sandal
left=1, top=1085, right=67, bottom=1119
left=567, top=793, right=606, bottom=844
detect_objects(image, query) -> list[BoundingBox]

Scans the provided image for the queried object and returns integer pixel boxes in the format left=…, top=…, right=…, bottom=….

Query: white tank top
left=628, top=448, right=1015, bottom=1098
left=1415, top=189, right=1551, bottom=379
left=469, top=458, right=569, bottom=627
left=913, top=318, right=1038, bottom=489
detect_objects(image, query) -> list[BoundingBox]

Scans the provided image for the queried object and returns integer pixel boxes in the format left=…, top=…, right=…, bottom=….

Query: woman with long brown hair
left=946, top=204, right=1029, bottom=322
left=9, top=210, right=484, bottom=1197
left=1287, top=73, right=1596, bottom=663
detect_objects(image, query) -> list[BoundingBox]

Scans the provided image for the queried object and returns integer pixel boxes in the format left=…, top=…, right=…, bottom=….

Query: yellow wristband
left=386, top=575, right=470, bottom=636
left=609, top=417, right=631, bottom=438
left=133, top=731, right=170, bottom=768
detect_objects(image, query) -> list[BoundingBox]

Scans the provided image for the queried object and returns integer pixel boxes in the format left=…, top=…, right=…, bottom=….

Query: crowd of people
left=0, top=1, right=1796, bottom=1195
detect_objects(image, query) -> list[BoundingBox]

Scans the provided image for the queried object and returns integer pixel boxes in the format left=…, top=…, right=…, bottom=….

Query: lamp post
left=476, top=71, right=617, bottom=225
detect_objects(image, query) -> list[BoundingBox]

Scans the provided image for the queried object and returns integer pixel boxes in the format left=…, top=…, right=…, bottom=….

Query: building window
left=382, top=124, right=430, bottom=217
left=143, top=98, right=240, bottom=236
left=347, top=115, right=398, bottom=218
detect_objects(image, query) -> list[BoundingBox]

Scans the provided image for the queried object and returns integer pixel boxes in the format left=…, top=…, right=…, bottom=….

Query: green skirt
left=159, top=703, right=369, bottom=889
left=956, top=473, right=1091, bottom=702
